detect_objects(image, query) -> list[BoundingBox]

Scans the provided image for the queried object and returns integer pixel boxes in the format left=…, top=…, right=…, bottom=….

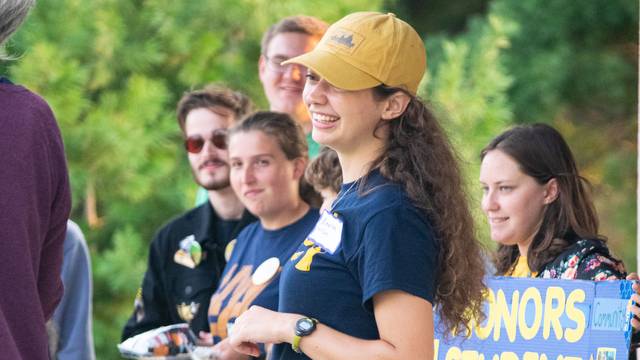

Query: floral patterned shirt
left=536, top=239, right=626, bottom=280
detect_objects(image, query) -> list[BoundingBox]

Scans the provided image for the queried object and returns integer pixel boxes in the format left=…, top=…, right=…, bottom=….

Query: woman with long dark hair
left=479, top=123, right=626, bottom=280
left=226, top=12, right=486, bottom=359
left=480, top=123, right=640, bottom=353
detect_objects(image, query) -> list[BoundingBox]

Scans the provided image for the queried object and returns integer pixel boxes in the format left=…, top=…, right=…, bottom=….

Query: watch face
left=299, top=320, right=313, bottom=331
left=296, top=318, right=316, bottom=336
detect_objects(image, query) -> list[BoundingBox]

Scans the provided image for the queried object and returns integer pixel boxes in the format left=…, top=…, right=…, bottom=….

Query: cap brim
left=283, top=48, right=381, bottom=91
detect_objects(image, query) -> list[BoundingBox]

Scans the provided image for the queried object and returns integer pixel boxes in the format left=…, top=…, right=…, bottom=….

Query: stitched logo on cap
left=330, top=33, right=354, bottom=48
left=326, top=28, right=363, bottom=54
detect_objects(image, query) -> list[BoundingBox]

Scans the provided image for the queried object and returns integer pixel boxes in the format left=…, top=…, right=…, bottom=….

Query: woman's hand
left=195, top=331, right=251, bottom=359
left=627, top=273, right=640, bottom=331
left=228, top=305, right=299, bottom=357
left=213, top=338, right=251, bottom=360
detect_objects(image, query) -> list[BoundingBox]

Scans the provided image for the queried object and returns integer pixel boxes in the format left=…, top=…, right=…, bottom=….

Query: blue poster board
left=434, top=277, right=634, bottom=359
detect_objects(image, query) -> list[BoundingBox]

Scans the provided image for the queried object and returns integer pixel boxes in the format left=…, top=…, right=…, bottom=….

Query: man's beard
left=192, top=167, right=231, bottom=191
left=199, top=177, right=230, bottom=191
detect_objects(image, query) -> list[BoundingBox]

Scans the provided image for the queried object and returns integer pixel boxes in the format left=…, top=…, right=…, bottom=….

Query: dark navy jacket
left=122, top=202, right=256, bottom=340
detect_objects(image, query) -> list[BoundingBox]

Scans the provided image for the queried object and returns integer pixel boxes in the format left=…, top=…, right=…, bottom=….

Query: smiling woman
left=479, top=123, right=640, bottom=349
left=479, top=123, right=626, bottom=280
left=202, top=111, right=319, bottom=359
left=228, top=112, right=313, bottom=229
left=226, top=12, right=487, bottom=360
left=480, top=150, right=555, bottom=263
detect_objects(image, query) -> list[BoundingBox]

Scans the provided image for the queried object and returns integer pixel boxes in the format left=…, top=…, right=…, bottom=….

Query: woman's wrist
left=277, top=313, right=304, bottom=344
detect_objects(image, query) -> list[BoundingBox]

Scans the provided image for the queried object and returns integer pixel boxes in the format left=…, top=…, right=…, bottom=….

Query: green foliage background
left=1, top=0, right=636, bottom=358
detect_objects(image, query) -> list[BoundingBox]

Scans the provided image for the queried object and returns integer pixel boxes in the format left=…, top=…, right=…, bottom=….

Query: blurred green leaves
left=1, top=0, right=635, bottom=357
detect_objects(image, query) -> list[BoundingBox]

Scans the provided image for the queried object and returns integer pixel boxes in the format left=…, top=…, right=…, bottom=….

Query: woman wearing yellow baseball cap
left=228, top=12, right=486, bottom=359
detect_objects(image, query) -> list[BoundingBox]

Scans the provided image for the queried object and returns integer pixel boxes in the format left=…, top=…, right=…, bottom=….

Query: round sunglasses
left=184, top=129, right=228, bottom=153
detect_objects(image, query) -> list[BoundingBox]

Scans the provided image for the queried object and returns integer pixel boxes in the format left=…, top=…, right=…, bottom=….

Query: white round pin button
left=251, top=257, right=280, bottom=285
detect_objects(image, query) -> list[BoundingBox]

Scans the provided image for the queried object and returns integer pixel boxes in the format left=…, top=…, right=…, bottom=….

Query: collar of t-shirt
left=334, top=167, right=386, bottom=207
left=509, top=256, right=538, bottom=278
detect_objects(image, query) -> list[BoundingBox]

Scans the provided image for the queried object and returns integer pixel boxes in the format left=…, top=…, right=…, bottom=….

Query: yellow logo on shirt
left=292, top=239, right=325, bottom=272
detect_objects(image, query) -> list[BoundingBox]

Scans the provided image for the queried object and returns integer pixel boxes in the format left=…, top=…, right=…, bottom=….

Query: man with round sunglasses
left=122, top=84, right=257, bottom=341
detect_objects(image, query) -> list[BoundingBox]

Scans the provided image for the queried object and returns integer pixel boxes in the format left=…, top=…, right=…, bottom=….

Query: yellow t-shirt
left=508, top=256, right=538, bottom=278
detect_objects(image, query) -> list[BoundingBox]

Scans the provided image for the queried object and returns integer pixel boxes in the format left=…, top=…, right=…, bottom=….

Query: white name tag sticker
left=308, top=210, right=343, bottom=254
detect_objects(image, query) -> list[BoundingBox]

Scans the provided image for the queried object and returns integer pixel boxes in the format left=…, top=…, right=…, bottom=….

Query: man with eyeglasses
left=122, top=85, right=257, bottom=341
left=258, top=15, right=328, bottom=158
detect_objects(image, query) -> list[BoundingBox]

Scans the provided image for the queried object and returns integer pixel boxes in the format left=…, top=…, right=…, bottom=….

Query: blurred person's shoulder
left=64, top=220, right=89, bottom=256
left=0, top=77, right=50, bottom=109
left=0, top=77, right=57, bottom=130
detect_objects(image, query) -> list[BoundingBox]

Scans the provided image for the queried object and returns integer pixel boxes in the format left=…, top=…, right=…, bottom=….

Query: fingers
left=232, top=342, right=261, bottom=357
left=227, top=305, right=286, bottom=354
left=214, top=339, right=252, bottom=360
left=212, top=338, right=227, bottom=351
left=627, top=272, right=639, bottom=280
left=228, top=316, right=257, bottom=356
left=628, top=293, right=640, bottom=331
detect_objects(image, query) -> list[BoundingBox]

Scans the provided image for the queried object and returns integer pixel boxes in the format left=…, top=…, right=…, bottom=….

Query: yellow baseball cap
left=283, top=12, right=426, bottom=95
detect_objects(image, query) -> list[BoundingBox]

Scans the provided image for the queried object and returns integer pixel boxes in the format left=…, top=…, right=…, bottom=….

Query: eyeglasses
left=184, top=129, right=227, bottom=153
left=264, top=55, right=305, bottom=73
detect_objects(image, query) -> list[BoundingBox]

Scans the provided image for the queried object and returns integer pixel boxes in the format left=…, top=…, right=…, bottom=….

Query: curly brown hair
left=370, top=85, right=486, bottom=336
left=481, top=123, right=602, bottom=275
left=305, top=146, right=342, bottom=194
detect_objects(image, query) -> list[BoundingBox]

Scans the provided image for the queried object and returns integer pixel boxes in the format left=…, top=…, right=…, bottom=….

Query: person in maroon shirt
left=0, top=0, right=72, bottom=358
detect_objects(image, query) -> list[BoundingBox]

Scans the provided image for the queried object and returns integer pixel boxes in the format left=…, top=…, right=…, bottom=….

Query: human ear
left=543, top=178, right=559, bottom=204
left=380, top=92, right=411, bottom=120
left=292, top=157, right=307, bottom=180
left=258, top=55, right=267, bottom=81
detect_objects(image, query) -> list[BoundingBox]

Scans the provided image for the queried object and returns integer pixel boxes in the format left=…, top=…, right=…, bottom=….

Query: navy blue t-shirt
left=271, top=170, right=439, bottom=359
left=207, top=208, right=319, bottom=342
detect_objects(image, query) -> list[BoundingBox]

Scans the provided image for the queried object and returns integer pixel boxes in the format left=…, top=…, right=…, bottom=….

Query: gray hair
left=0, top=0, right=35, bottom=49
